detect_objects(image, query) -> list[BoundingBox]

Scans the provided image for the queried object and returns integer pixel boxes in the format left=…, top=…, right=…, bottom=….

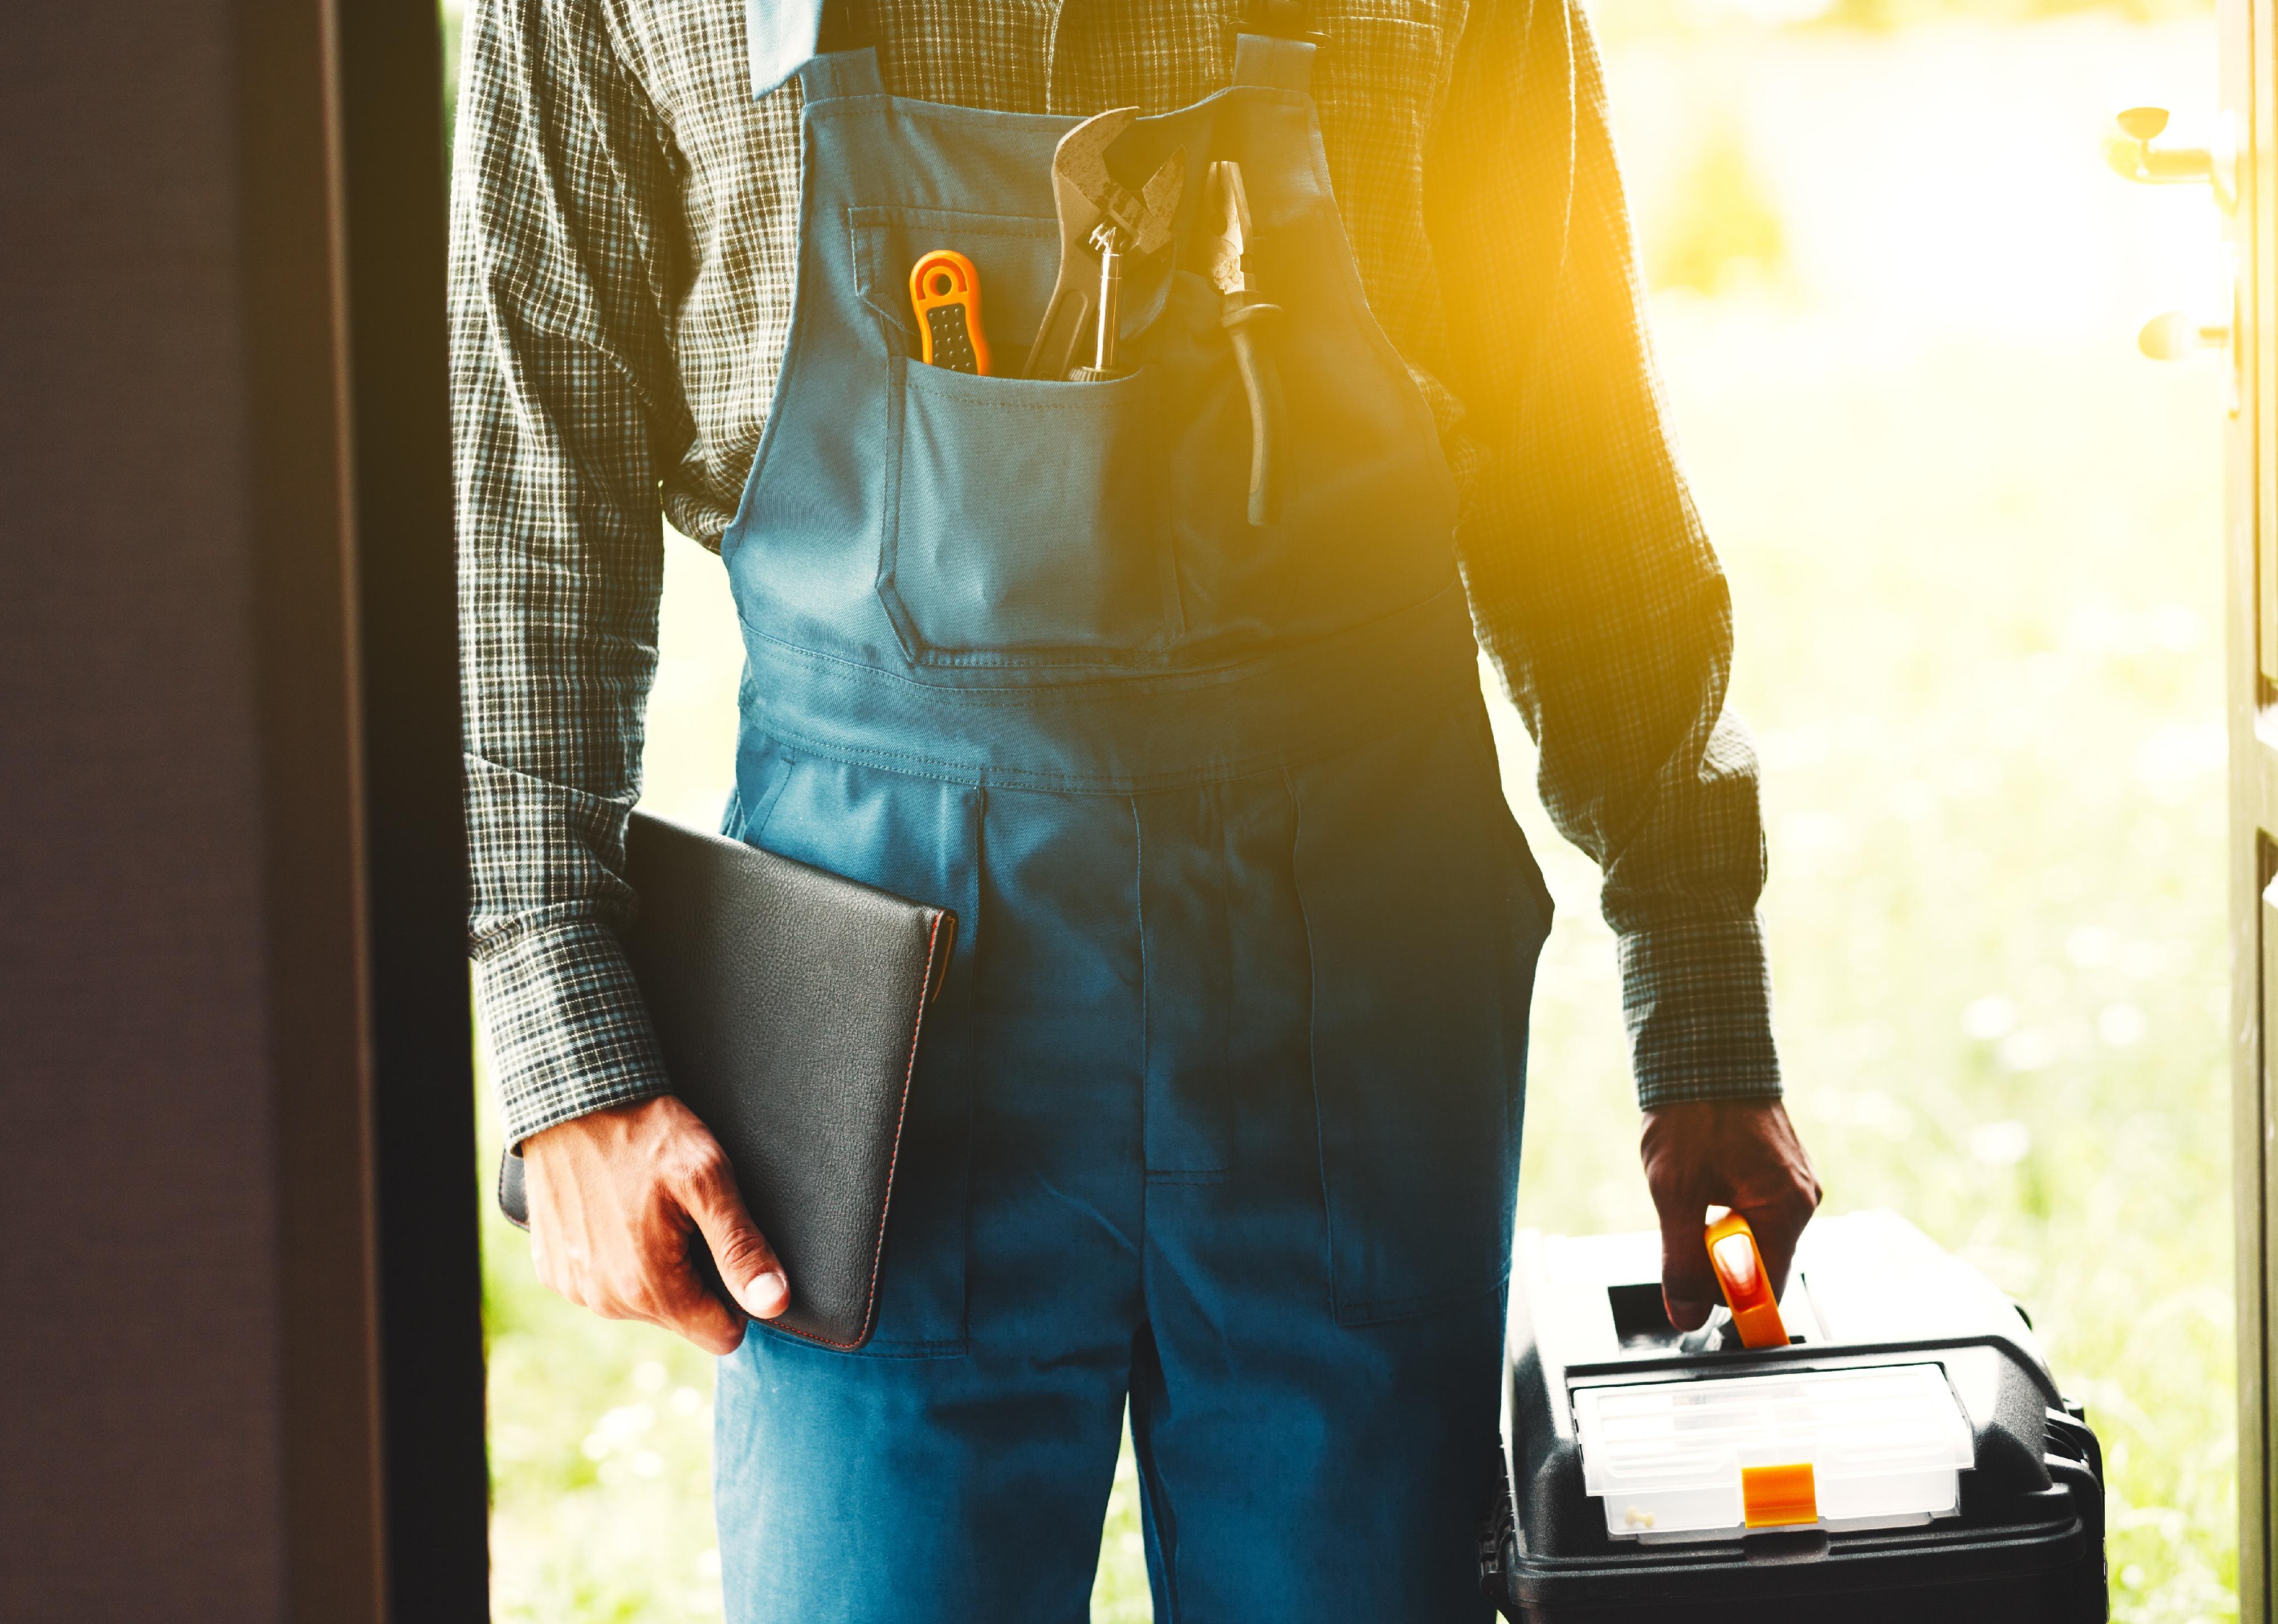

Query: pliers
left=1202, top=161, right=1284, bottom=528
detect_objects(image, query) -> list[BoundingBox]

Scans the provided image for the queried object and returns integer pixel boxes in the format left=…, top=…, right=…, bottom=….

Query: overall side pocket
left=1290, top=695, right=1550, bottom=1325
left=881, top=359, right=1180, bottom=664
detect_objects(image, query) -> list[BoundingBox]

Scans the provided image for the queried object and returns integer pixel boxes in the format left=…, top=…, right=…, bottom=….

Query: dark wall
left=0, top=3, right=482, bottom=1619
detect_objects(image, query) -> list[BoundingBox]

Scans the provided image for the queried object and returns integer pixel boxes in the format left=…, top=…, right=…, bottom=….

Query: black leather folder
left=498, top=809, right=957, bottom=1349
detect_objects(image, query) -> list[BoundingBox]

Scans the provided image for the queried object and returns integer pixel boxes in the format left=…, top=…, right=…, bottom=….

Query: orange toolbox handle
left=1706, top=1210, right=1791, bottom=1349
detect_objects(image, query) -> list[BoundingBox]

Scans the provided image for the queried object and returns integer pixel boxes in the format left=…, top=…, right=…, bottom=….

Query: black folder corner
left=498, top=809, right=956, bottom=1349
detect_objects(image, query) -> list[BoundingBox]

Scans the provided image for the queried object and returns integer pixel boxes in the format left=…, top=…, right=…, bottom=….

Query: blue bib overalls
left=710, top=33, right=1552, bottom=1622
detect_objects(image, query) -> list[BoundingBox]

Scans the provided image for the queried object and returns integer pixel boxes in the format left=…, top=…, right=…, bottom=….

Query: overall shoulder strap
left=793, top=47, right=886, bottom=104
left=1230, top=31, right=1317, bottom=93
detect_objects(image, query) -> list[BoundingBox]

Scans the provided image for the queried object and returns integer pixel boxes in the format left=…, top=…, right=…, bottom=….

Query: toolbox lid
left=1573, top=1362, right=1976, bottom=1543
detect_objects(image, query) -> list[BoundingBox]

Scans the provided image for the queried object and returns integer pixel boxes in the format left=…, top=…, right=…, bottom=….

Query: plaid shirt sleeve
left=450, top=0, right=684, bottom=1146
left=451, top=0, right=1781, bottom=1146
left=1431, top=0, right=1781, bottom=1107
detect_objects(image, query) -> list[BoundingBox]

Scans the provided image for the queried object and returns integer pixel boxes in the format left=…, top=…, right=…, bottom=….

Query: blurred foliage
left=1804, top=0, right=2210, bottom=30
left=441, top=1, right=462, bottom=162
left=1506, top=329, right=2239, bottom=1624
left=1526, top=19, right=2238, bottom=1619
left=1647, top=119, right=1788, bottom=293
left=1592, top=0, right=2208, bottom=48
left=482, top=1083, right=730, bottom=1621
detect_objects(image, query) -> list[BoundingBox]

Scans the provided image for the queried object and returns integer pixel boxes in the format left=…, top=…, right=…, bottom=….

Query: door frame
left=336, top=1, right=493, bottom=1615
left=2224, top=0, right=2276, bottom=1610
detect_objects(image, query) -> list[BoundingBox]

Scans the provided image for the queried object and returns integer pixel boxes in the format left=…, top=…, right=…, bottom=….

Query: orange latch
left=1741, top=1462, right=1819, bottom=1528
left=910, top=248, right=992, bottom=376
left=1706, top=1210, right=1791, bottom=1349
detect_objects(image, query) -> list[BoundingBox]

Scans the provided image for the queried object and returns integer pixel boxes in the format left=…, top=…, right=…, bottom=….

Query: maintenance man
left=452, top=1, right=1823, bottom=1618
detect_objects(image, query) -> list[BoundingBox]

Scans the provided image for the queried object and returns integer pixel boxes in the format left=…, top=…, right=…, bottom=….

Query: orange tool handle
left=1705, top=1211, right=1791, bottom=1349
left=910, top=248, right=991, bottom=376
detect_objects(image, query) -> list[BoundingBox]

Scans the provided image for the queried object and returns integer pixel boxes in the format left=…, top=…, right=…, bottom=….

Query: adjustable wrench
left=1025, top=108, right=1185, bottom=381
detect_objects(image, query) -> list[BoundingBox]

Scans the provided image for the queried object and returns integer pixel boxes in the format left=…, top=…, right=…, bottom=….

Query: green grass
left=1505, top=323, right=2237, bottom=1624
left=482, top=1091, right=726, bottom=1621
left=482, top=15, right=2238, bottom=1620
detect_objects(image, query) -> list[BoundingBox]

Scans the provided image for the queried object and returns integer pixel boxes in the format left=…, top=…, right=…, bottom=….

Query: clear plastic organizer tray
left=1572, top=1362, right=1976, bottom=1543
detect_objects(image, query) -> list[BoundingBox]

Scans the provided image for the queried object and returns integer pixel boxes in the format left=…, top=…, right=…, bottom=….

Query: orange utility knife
left=910, top=249, right=991, bottom=375
left=1705, top=1210, right=1792, bottom=1348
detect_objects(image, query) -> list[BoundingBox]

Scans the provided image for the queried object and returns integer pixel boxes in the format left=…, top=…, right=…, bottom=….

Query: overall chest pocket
left=853, top=206, right=1182, bottom=666
left=886, top=361, right=1177, bottom=662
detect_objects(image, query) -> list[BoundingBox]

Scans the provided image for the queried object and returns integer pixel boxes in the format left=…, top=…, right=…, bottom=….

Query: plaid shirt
left=452, top=0, right=1783, bottom=1148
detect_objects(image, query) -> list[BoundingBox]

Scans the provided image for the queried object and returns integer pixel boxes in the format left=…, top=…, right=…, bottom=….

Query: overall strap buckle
left=794, top=47, right=886, bottom=105
left=1229, top=1, right=1323, bottom=92
left=1237, top=0, right=1330, bottom=48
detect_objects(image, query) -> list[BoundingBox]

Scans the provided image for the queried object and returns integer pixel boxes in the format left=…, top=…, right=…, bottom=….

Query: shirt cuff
left=474, top=918, right=673, bottom=1147
left=1616, top=916, right=1783, bottom=1109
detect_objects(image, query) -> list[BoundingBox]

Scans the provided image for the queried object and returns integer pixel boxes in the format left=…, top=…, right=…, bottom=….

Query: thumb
left=1656, top=1198, right=1718, bottom=1332
left=679, top=1156, right=790, bottom=1321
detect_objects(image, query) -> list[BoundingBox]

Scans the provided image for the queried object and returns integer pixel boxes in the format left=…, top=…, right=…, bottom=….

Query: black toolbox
left=1483, top=1211, right=2106, bottom=1623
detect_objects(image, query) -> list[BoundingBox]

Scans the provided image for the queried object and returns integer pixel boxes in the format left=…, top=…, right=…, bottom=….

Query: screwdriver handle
left=1091, top=232, right=1124, bottom=374
left=910, top=248, right=991, bottom=375
left=1222, top=296, right=1285, bottom=528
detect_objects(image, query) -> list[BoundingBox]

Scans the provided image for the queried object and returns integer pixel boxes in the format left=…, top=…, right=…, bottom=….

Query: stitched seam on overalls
left=1285, top=750, right=1512, bottom=1327
left=1282, top=761, right=1334, bottom=1323
left=1132, top=795, right=1152, bottom=1178
left=742, top=701, right=1460, bottom=797
left=736, top=578, right=1473, bottom=699
left=847, top=204, right=1057, bottom=339
left=825, top=79, right=1314, bottom=133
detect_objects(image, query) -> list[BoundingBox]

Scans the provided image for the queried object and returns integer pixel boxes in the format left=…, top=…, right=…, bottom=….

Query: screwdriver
left=910, top=249, right=992, bottom=376
left=1068, top=223, right=1130, bottom=382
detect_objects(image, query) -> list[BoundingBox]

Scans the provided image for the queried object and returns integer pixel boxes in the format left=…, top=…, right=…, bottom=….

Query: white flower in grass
left=2122, top=939, right=2170, bottom=980
left=581, top=1402, right=657, bottom=1460
left=1969, top=1121, right=2032, bottom=1167
left=1998, top=1028, right=2055, bottom=1072
left=1963, top=995, right=2016, bottom=1040
left=2097, top=1002, right=2147, bottom=1047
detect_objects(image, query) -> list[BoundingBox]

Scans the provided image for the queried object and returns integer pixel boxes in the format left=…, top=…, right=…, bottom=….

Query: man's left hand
left=1640, top=1099, right=1822, bottom=1332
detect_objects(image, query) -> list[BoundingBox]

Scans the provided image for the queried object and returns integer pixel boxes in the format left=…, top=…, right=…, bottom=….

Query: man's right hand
left=521, top=1096, right=789, bottom=1356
